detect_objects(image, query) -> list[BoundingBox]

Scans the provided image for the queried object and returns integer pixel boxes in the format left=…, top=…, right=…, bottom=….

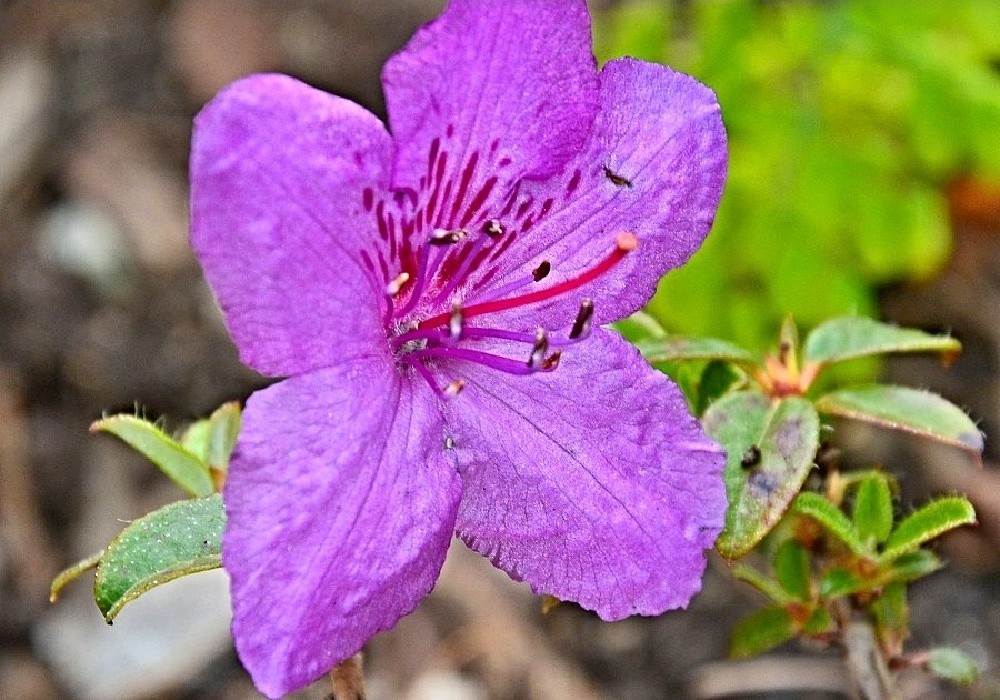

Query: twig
left=837, top=602, right=896, bottom=700
left=329, top=653, right=365, bottom=700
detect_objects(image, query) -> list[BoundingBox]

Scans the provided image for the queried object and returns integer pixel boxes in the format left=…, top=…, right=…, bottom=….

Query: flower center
left=358, top=134, right=636, bottom=397
left=385, top=226, right=636, bottom=397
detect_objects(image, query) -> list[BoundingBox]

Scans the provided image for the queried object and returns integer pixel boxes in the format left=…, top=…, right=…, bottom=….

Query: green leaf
left=94, top=495, right=224, bottom=621
left=613, top=309, right=666, bottom=343
left=695, top=360, right=746, bottom=416
left=819, top=567, right=866, bottom=598
left=634, top=337, right=758, bottom=365
left=50, top=551, right=104, bottom=602
left=853, top=473, right=894, bottom=546
left=793, top=492, right=867, bottom=556
left=729, top=606, right=796, bottom=659
left=91, top=415, right=213, bottom=497
left=881, top=497, right=977, bottom=561
left=815, top=385, right=983, bottom=453
left=731, top=565, right=793, bottom=605
left=773, top=540, right=811, bottom=601
left=804, top=316, right=961, bottom=366
left=180, top=418, right=212, bottom=462
left=881, top=550, right=942, bottom=583
left=926, top=647, right=979, bottom=685
left=872, top=581, right=908, bottom=653
left=803, top=606, right=835, bottom=635
left=703, top=391, right=821, bottom=559
left=204, top=402, right=241, bottom=475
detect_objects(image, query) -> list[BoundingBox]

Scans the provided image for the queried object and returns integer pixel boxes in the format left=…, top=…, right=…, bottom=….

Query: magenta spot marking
left=427, top=137, right=440, bottom=181
left=436, top=178, right=454, bottom=228
left=359, top=249, right=375, bottom=275
left=362, top=188, right=374, bottom=212
left=446, top=123, right=455, bottom=138
left=376, top=250, right=389, bottom=282
left=416, top=209, right=424, bottom=232
left=566, top=168, right=582, bottom=196
left=459, top=176, right=497, bottom=228
left=490, top=139, right=500, bottom=153
left=521, top=216, right=534, bottom=233
left=387, top=211, right=397, bottom=260
left=516, top=198, right=533, bottom=219
left=540, top=198, right=554, bottom=218
left=499, top=185, right=520, bottom=218
left=498, top=157, right=512, bottom=168
left=448, top=151, right=479, bottom=227
left=376, top=201, right=388, bottom=241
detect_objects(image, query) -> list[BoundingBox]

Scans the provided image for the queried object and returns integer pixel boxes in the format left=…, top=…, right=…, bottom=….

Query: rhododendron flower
left=191, top=0, right=727, bottom=696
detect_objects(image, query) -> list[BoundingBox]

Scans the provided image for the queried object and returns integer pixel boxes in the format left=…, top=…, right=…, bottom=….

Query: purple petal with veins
left=190, top=0, right=728, bottom=696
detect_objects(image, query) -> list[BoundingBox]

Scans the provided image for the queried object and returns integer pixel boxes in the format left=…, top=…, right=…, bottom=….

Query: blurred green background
left=595, top=0, right=1000, bottom=351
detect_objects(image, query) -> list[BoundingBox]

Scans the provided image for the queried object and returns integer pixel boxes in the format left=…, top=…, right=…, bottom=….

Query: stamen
left=386, top=272, right=410, bottom=296
left=461, top=326, right=577, bottom=348
left=569, top=299, right=594, bottom=340
left=541, top=351, right=562, bottom=371
left=532, top=260, right=551, bottom=282
left=407, top=347, right=551, bottom=376
left=482, top=219, right=504, bottom=238
left=383, top=271, right=410, bottom=324
left=448, top=302, right=463, bottom=341
left=444, top=379, right=465, bottom=396
left=431, top=222, right=503, bottom=305
left=404, top=356, right=445, bottom=399
left=527, top=328, right=549, bottom=368
left=418, top=232, right=638, bottom=330
left=429, top=228, right=468, bottom=245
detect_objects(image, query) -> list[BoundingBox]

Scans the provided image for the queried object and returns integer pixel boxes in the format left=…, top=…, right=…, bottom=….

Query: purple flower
left=191, top=1, right=727, bottom=696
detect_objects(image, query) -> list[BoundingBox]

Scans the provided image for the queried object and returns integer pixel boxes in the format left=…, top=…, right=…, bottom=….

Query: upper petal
left=223, top=358, right=461, bottom=697
left=191, top=74, right=393, bottom=377
left=382, top=0, right=599, bottom=191
left=466, top=58, right=727, bottom=330
left=443, top=329, right=726, bottom=619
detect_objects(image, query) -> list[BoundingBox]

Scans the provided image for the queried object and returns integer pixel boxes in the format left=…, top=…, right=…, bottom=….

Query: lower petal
left=223, top=358, right=461, bottom=697
left=443, top=329, right=725, bottom=619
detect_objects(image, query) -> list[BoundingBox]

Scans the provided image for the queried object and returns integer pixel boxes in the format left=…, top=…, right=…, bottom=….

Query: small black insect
left=740, top=445, right=762, bottom=469
left=602, top=165, right=633, bottom=188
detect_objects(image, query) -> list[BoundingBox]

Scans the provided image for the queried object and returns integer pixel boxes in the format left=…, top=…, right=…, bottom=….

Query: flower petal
left=443, top=329, right=726, bottom=619
left=191, top=74, right=393, bottom=376
left=223, top=358, right=461, bottom=697
left=382, top=0, right=598, bottom=192
left=468, top=58, right=727, bottom=329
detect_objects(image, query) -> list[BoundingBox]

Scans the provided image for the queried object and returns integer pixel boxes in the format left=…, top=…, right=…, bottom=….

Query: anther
left=616, top=231, right=639, bottom=252
left=541, top=351, right=562, bottom=372
left=532, top=260, right=551, bottom=282
left=527, top=328, right=549, bottom=368
left=444, top=379, right=465, bottom=396
left=482, top=219, right=504, bottom=238
left=386, top=272, right=410, bottom=296
left=569, top=299, right=594, bottom=340
left=429, top=228, right=468, bottom=245
left=448, top=302, right=463, bottom=341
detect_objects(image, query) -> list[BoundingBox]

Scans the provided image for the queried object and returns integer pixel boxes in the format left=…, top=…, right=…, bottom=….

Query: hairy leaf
left=804, top=316, right=960, bottom=366
left=94, top=496, right=224, bottom=621
left=730, top=606, right=796, bottom=659
left=853, top=473, right=894, bottom=546
left=91, top=415, right=213, bottom=497
left=793, top=492, right=867, bottom=556
left=704, top=391, right=820, bottom=559
left=815, top=385, right=983, bottom=453
left=882, top=497, right=977, bottom=561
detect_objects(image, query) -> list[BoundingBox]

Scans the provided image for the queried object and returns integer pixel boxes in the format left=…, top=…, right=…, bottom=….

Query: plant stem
left=839, top=605, right=896, bottom=700
left=329, top=653, right=365, bottom=700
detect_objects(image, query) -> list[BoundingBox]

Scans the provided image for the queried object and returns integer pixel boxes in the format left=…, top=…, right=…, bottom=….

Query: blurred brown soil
left=0, top=1, right=998, bottom=699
